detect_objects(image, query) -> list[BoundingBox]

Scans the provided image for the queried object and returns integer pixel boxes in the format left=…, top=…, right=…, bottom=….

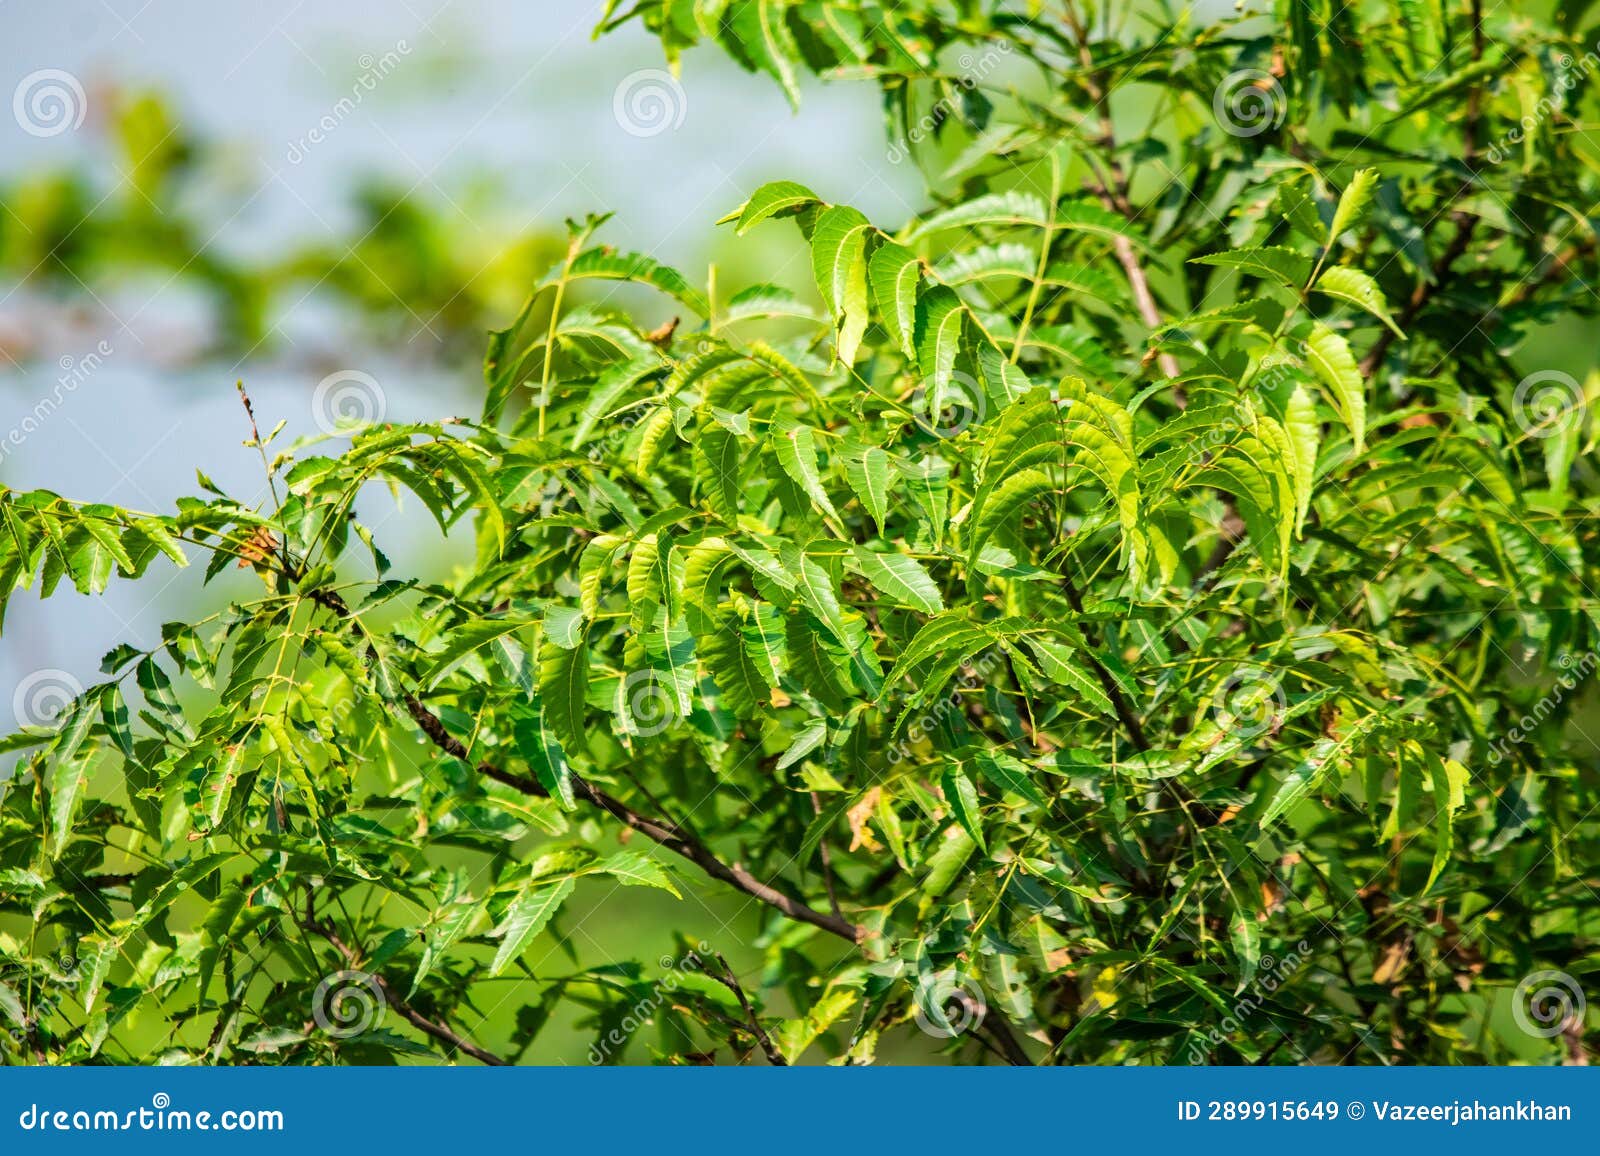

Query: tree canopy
left=2, top=0, right=1597, bottom=1065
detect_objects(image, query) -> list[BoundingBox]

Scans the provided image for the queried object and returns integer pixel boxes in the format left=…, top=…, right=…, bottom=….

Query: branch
left=307, top=587, right=863, bottom=946
left=1062, top=0, right=1182, bottom=383
left=707, top=953, right=788, bottom=1066
left=300, top=917, right=510, bottom=1067
left=1058, top=573, right=1149, bottom=753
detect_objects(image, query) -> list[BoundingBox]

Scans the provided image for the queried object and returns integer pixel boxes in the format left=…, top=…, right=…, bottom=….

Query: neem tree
left=2, top=0, right=1597, bottom=1065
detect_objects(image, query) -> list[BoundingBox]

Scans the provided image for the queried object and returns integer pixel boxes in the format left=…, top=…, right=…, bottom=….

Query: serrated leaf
left=914, top=285, right=964, bottom=409
left=597, top=849, right=680, bottom=897
left=810, top=206, right=871, bottom=365
left=851, top=546, right=943, bottom=613
left=844, top=446, right=895, bottom=531
left=538, top=641, right=590, bottom=752
left=1191, top=247, right=1312, bottom=289
left=513, top=698, right=577, bottom=811
left=1327, top=167, right=1378, bottom=241
left=490, top=877, right=575, bottom=977
left=734, top=180, right=820, bottom=234
left=1313, top=266, right=1404, bottom=337
left=940, top=766, right=986, bottom=853
left=772, top=419, right=840, bottom=521
left=906, top=192, right=1048, bottom=240
left=868, top=241, right=920, bottom=359
left=1304, top=323, right=1367, bottom=454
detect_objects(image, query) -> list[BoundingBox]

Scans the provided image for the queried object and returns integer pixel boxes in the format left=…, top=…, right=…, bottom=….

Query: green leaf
left=423, top=618, right=539, bottom=688
left=49, top=755, right=91, bottom=854
left=194, top=743, right=248, bottom=831
left=914, top=285, right=964, bottom=408
left=776, top=719, right=827, bottom=769
left=970, top=749, right=1046, bottom=808
left=851, top=546, right=943, bottom=613
left=810, top=205, right=872, bottom=365
left=1020, top=637, right=1115, bottom=717
left=513, top=698, right=577, bottom=811
left=135, top=657, right=190, bottom=738
left=490, top=876, right=575, bottom=977
left=697, top=425, right=743, bottom=521
left=1327, top=167, right=1378, bottom=241
left=538, top=641, right=591, bottom=752
left=1313, top=266, right=1404, bottom=337
left=562, top=248, right=709, bottom=317
left=1304, top=323, right=1367, bottom=454
left=1421, top=744, right=1469, bottom=895
left=868, top=241, right=921, bottom=359
left=734, top=180, right=820, bottom=234
left=1281, top=383, right=1321, bottom=536
left=906, top=192, right=1048, bottom=240
left=844, top=445, right=895, bottom=531
left=771, top=419, right=840, bottom=521
left=98, top=685, right=135, bottom=758
left=940, top=766, right=986, bottom=853
left=596, top=849, right=680, bottom=897
left=722, top=0, right=802, bottom=109
left=1191, top=247, right=1312, bottom=289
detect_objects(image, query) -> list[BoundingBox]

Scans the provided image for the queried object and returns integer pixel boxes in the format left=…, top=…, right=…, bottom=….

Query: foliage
left=2, top=0, right=1599, bottom=1065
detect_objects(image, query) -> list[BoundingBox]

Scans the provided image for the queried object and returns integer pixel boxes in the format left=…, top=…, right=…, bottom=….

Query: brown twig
left=1059, top=573, right=1149, bottom=753
left=1062, top=0, right=1182, bottom=384
left=307, top=586, right=862, bottom=945
left=810, top=791, right=845, bottom=921
left=707, top=953, right=788, bottom=1066
left=300, top=916, right=510, bottom=1067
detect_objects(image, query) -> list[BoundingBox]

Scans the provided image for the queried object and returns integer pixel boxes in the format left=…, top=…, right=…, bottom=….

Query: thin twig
left=300, top=917, right=510, bottom=1067
left=306, top=586, right=862, bottom=945
left=707, top=953, right=788, bottom=1066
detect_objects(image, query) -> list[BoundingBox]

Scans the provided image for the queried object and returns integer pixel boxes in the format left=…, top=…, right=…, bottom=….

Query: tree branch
left=307, top=587, right=863, bottom=945
left=707, top=952, right=788, bottom=1066
left=300, top=917, right=510, bottom=1067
